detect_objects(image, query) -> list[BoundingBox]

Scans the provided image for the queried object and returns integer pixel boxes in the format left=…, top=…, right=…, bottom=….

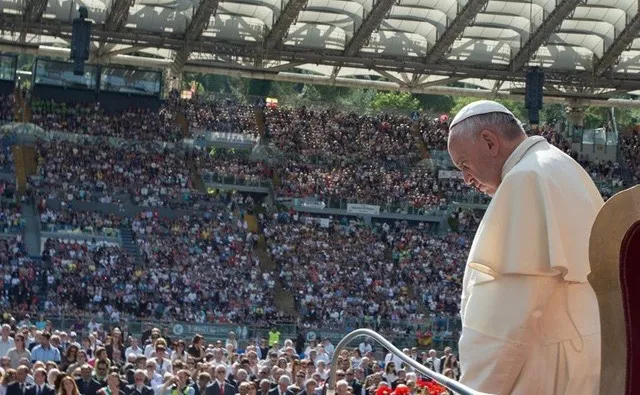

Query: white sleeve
left=458, top=273, right=560, bottom=395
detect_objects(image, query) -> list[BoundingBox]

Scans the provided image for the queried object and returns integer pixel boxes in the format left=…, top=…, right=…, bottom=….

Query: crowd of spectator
left=0, top=200, right=23, bottom=233
left=275, top=162, right=446, bottom=210
left=30, top=99, right=182, bottom=142
left=265, top=108, right=421, bottom=164
left=39, top=238, right=136, bottom=321
left=175, top=98, right=259, bottom=136
left=31, top=141, right=191, bottom=206
left=265, top=211, right=415, bottom=326
left=621, top=129, right=640, bottom=184
left=0, top=94, right=14, bottom=123
left=0, top=314, right=460, bottom=395
left=131, top=211, right=282, bottom=325
left=39, top=207, right=125, bottom=238
left=195, top=150, right=272, bottom=186
left=0, top=237, right=38, bottom=312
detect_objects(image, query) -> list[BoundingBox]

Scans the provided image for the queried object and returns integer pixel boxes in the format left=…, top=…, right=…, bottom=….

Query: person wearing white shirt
left=358, top=340, right=372, bottom=356
left=149, top=347, right=172, bottom=376
left=125, top=338, right=144, bottom=358
left=145, top=361, right=163, bottom=392
left=424, top=350, right=440, bottom=373
left=0, top=325, right=15, bottom=357
left=383, top=353, right=403, bottom=371
left=321, top=340, right=334, bottom=359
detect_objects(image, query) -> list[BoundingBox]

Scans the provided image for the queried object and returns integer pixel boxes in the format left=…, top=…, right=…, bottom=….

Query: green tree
left=451, top=97, right=527, bottom=121
left=181, top=79, right=205, bottom=94
left=370, top=91, right=420, bottom=112
left=415, top=94, right=455, bottom=114
left=540, top=104, right=565, bottom=124
left=338, top=88, right=376, bottom=113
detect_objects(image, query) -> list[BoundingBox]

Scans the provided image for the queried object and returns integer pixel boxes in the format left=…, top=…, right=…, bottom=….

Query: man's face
left=81, top=368, right=92, bottom=380
left=305, top=382, right=316, bottom=393
left=108, top=375, right=120, bottom=387
left=35, top=371, right=46, bottom=385
left=134, top=373, right=146, bottom=386
left=215, top=368, right=227, bottom=381
left=96, top=364, right=108, bottom=377
left=2, top=326, right=9, bottom=337
left=448, top=131, right=502, bottom=196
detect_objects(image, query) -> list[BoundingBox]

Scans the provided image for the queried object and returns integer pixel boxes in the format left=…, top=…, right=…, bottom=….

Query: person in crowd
left=125, top=370, right=153, bottom=395
left=205, top=366, right=234, bottom=395
left=7, top=335, right=31, bottom=369
left=97, top=373, right=124, bottom=395
left=6, top=366, right=33, bottom=395
left=28, top=368, right=54, bottom=395
left=58, top=376, right=81, bottom=395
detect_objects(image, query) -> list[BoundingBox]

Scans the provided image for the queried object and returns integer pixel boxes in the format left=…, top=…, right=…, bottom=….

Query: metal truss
left=344, top=0, right=396, bottom=56
left=509, top=0, right=582, bottom=71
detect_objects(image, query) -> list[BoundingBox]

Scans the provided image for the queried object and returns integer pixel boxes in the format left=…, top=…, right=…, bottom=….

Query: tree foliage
left=370, top=91, right=420, bottom=112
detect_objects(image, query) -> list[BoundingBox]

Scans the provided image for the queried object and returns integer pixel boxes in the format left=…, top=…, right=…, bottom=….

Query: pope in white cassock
left=447, top=101, right=602, bottom=395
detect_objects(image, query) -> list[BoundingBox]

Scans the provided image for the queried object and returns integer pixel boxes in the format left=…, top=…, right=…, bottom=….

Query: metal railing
left=201, top=172, right=272, bottom=189
left=327, top=329, right=492, bottom=395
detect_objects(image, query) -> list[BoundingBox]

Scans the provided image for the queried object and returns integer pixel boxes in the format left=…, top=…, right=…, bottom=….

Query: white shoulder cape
left=466, top=136, right=604, bottom=285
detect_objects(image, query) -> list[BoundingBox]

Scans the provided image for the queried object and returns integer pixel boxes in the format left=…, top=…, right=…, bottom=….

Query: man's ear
left=479, top=130, right=500, bottom=156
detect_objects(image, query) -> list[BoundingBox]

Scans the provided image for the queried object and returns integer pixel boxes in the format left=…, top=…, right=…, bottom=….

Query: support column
left=163, top=67, right=183, bottom=99
left=565, top=99, right=587, bottom=127
left=565, top=107, right=586, bottom=127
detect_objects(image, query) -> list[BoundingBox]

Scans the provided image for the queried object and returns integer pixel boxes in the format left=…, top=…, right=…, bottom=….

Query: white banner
left=347, top=203, right=380, bottom=215
left=300, top=201, right=326, bottom=210
left=438, top=170, right=463, bottom=179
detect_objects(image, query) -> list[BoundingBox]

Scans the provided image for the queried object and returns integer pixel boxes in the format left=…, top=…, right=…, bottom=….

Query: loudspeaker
left=525, top=67, right=544, bottom=110
left=525, top=67, right=544, bottom=124
left=248, top=79, right=272, bottom=97
left=70, top=6, right=92, bottom=75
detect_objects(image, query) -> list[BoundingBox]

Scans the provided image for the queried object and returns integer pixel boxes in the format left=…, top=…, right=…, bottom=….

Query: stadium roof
left=3, top=0, right=640, bottom=98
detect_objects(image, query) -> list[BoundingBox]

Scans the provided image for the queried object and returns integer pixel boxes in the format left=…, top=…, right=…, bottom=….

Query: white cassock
left=459, top=136, right=603, bottom=395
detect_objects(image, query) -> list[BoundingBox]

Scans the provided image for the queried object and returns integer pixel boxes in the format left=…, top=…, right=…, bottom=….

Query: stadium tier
left=0, top=93, right=636, bottom=395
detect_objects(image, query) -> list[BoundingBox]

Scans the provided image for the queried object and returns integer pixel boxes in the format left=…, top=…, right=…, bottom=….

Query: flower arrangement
left=415, top=378, right=447, bottom=395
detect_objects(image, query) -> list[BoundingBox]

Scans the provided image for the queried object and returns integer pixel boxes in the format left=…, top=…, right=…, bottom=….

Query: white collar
left=502, top=136, right=546, bottom=178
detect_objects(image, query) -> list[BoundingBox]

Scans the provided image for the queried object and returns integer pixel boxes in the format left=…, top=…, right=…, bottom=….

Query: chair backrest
left=589, top=185, right=640, bottom=395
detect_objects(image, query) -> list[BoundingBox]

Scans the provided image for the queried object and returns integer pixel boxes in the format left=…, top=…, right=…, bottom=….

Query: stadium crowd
left=263, top=212, right=466, bottom=341
left=30, top=141, right=191, bottom=206
left=30, top=99, right=182, bottom=142
left=2, top=95, right=640, bottom=395
left=621, top=129, right=640, bottom=184
left=130, top=211, right=281, bottom=325
left=0, top=315, right=459, bottom=395
left=175, top=98, right=259, bottom=137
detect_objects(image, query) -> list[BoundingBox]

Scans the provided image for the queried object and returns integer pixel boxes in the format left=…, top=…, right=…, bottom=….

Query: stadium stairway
left=254, top=106, right=266, bottom=137
left=244, top=213, right=258, bottom=233
left=411, top=120, right=431, bottom=159
left=254, top=230, right=298, bottom=318
left=120, top=226, right=144, bottom=266
left=12, top=145, right=37, bottom=195
left=384, top=241, right=429, bottom=316
left=21, top=201, right=41, bottom=257
left=187, top=153, right=206, bottom=193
